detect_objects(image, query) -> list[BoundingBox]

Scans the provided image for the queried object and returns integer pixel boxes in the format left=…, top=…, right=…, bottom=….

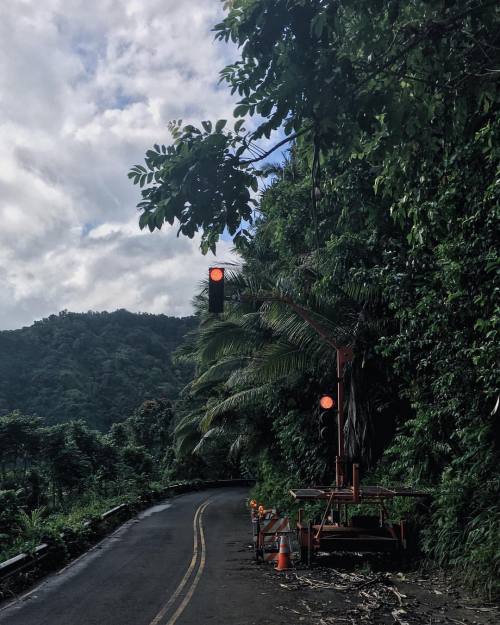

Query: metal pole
left=307, top=521, right=312, bottom=567
left=335, top=454, right=342, bottom=488
left=352, top=463, right=360, bottom=503
left=337, top=349, right=345, bottom=487
left=335, top=348, right=345, bottom=487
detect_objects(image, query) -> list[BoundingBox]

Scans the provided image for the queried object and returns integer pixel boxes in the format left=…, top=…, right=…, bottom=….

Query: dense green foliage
left=0, top=310, right=195, bottom=430
left=0, top=399, right=212, bottom=561
left=132, top=0, right=499, bottom=595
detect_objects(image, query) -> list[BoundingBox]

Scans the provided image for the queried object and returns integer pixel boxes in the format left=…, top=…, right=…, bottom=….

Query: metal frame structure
left=291, top=345, right=427, bottom=560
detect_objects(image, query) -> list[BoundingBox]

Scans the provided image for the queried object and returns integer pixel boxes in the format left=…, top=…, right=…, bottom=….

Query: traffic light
left=319, top=395, right=335, bottom=410
left=318, top=394, right=336, bottom=441
left=208, top=267, right=225, bottom=313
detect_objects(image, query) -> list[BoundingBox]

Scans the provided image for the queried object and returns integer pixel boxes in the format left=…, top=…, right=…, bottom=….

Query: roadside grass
left=0, top=481, right=166, bottom=563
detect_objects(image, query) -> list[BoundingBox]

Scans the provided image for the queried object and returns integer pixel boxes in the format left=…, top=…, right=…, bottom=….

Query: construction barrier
left=251, top=507, right=292, bottom=563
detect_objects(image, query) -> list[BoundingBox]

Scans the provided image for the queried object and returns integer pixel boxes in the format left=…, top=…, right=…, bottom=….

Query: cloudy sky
left=0, top=0, right=239, bottom=330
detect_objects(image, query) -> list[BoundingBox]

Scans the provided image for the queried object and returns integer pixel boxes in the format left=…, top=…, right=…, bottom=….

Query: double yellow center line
left=149, top=498, right=211, bottom=625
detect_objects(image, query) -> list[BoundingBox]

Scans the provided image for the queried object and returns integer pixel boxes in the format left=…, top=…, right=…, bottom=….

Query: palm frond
left=244, top=341, right=314, bottom=384
left=174, top=411, right=205, bottom=454
left=261, top=300, right=354, bottom=348
left=192, top=426, right=227, bottom=454
left=197, top=322, right=261, bottom=363
left=343, top=280, right=383, bottom=306
left=189, top=356, right=251, bottom=393
left=228, top=433, right=250, bottom=458
left=201, top=385, right=272, bottom=430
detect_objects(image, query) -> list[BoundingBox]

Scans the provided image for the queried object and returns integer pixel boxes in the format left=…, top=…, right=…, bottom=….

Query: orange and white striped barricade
left=258, top=513, right=291, bottom=563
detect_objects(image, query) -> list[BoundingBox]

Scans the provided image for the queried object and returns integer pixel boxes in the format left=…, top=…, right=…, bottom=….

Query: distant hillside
left=0, top=310, right=196, bottom=430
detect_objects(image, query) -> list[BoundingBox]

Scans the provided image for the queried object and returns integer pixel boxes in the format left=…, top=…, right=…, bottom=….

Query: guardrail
left=0, top=478, right=254, bottom=590
left=0, top=544, right=47, bottom=581
left=100, top=503, right=129, bottom=521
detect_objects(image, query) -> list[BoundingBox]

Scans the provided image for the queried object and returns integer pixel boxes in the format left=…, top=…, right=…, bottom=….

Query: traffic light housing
left=318, top=394, right=336, bottom=441
left=208, top=267, right=225, bottom=313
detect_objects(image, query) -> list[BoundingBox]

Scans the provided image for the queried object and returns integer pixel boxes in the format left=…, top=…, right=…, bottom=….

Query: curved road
left=0, top=487, right=289, bottom=625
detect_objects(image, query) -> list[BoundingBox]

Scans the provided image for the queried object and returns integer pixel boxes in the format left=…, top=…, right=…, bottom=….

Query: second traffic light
left=319, top=395, right=336, bottom=410
left=208, top=267, right=225, bottom=313
left=318, top=394, right=336, bottom=441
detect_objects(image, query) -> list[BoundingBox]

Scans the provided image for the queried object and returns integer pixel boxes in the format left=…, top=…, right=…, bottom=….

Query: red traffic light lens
left=319, top=395, right=335, bottom=410
left=209, top=267, right=224, bottom=282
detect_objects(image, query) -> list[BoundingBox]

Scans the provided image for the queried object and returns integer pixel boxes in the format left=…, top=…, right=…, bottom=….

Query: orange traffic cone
left=275, top=534, right=292, bottom=571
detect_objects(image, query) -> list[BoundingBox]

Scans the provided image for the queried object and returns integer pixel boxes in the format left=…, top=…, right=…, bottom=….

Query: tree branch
left=239, top=125, right=313, bottom=165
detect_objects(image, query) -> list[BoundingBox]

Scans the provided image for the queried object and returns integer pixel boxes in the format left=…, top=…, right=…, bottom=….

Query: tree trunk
left=345, top=357, right=374, bottom=469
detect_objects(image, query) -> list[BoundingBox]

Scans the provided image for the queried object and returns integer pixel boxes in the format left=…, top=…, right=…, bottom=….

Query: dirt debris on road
left=247, top=549, right=499, bottom=625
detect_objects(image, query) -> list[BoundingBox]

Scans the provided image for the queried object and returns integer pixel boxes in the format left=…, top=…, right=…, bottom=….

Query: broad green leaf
left=215, top=119, right=227, bottom=133
left=234, top=104, right=248, bottom=117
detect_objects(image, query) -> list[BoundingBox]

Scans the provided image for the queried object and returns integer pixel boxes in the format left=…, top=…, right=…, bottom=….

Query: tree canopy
left=130, top=0, right=498, bottom=252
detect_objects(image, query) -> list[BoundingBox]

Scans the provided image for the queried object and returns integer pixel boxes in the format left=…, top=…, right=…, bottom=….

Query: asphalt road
left=0, top=487, right=289, bottom=625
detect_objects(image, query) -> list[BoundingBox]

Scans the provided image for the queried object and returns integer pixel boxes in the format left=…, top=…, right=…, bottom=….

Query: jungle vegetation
left=130, top=0, right=499, bottom=596
left=0, top=311, right=204, bottom=562
left=0, top=398, right=233, bottom=562
left=0, top=310, right=195, bottom=430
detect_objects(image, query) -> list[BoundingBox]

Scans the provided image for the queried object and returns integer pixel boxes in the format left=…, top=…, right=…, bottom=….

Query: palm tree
left=175, top=250, right=395, bottom=472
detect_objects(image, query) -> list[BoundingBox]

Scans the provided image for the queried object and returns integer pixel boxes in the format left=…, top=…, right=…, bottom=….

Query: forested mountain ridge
left=0, top=310, right=196, bottom=430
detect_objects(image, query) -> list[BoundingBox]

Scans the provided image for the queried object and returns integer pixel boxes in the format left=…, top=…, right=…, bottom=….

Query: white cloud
left=0, top=0, right=240, bottom=330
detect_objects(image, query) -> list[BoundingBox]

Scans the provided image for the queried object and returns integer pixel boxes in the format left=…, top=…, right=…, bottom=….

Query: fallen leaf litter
left=261, top=563, right=499, bottom=625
